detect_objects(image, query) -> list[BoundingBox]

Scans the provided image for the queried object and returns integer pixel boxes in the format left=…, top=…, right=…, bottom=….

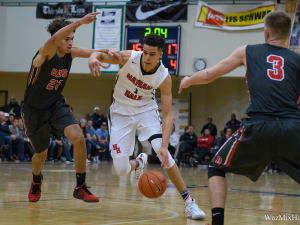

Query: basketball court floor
left=0, top=162, right=299, bottom=225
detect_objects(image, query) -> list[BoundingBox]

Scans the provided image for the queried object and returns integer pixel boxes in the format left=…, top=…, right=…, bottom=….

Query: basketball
left=138, top=170, right=167, bottom=198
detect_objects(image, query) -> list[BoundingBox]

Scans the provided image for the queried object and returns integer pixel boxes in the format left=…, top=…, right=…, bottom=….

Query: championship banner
left=195, top=1, right=275, bottom=31
left=92, top=6, right=124, bottom=74
left=126, top=0, right=187, bottom=22
left=36, top=2, right=92, bottom=19
left=290, top=0, right=300, bottom=53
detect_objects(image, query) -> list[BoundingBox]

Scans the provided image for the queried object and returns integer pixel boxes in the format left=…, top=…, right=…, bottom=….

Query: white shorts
left=108, top=109, right=161, bottom=158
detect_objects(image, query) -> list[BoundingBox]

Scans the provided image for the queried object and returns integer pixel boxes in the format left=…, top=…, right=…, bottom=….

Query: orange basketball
left=138, top=170, right=167, bottom=198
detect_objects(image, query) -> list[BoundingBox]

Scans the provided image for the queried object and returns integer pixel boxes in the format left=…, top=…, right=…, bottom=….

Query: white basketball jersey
left=110, top=51, right=169, bottom=115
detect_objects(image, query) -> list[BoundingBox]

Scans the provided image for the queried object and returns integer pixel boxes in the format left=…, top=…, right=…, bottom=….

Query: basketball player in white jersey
left=88, top=34, right=205, bottom=220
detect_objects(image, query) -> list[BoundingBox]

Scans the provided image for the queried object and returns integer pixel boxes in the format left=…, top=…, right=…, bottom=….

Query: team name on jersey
left=46, top=68, right=68, bottom=91
left=124, top=89, right=142, bottom=100
left=126, top=73, right=153, bottom=90
left=51, top=68, right=68, bottom=79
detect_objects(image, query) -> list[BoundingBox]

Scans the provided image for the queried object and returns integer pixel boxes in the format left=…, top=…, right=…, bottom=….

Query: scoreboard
left=125, top=25, right=181, bottom=75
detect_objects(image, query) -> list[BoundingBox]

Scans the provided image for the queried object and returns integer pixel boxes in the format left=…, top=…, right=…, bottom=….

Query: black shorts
left=210, top=115, right=300, bottom=184
left=21, top=98, right=78, bottom=153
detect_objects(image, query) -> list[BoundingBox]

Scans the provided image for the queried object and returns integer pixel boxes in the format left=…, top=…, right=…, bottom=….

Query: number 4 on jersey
left=266, top=54, right=285, bottom=81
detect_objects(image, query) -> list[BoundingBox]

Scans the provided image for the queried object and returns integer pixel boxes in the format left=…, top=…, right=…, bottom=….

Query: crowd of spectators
left=0, top=96, right=280, bottom=174
left=0, top=96, right=110, bottom=164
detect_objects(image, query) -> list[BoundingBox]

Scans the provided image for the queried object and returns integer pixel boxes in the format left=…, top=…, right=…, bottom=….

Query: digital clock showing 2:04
left=125, top=25, right=181, bottom=75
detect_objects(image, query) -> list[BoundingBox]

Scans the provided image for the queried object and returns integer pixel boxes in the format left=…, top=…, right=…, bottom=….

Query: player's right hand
left=88, top=53, right=108, bottom=77
left=79, top=12, right=100, bottom=25
left=178, top=76, right=191, bottom=94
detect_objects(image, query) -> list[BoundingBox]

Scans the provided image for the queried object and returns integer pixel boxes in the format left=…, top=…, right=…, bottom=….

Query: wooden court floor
left=0, top=162, right=299, bottom=225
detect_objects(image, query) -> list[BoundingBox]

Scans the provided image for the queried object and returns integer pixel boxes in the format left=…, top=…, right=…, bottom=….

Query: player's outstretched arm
left=71, top=47, right=122, bottom=60
left=178, top=45, right=246, bottom=93
left=33, top=12, right=100, bottom=67
left=88, top=50, right=132, bottom=76
left=157, top=75, right=174, bottom=168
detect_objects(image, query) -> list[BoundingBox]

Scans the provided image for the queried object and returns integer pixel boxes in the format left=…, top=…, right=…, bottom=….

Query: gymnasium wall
left=0, top=4, right=270, bottom=76
left=0, top=3, right=283, bottom=135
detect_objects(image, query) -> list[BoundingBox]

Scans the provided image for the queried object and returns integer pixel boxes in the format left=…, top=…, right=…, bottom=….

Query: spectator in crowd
left=196, top=128, right=215, bottom=164
left=8, top=114, right=15, bottom=126
left=224, top=113, right=241, bottom=133
left=0, top=96, right=21, bottom=117
left=95, top=121, right=110, bottom=161
left=4, top=113, right=9, bottom=123
left=0, top=111, right=14, bottom=161
left=201, top=117, right=217, bottom=138
left=81, top=119, right=100, bottom=163
left=176, top=125, right=198, bottom=166
left=213, top=128, right=233, bottom=152
left=47, top=136, right=72, bottom=163
left=8, top=118, right=25, bottom=162
left=86, top=119, right=101, bottom=149
left=91, top=106, right=102, bottom=129
left=169, top=124, right=179, bottom=157
left=18, top=118, right=34, bottom=161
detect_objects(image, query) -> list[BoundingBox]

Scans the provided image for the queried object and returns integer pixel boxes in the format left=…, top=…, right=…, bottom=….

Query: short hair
left=47, top=17, right=72, bottom=36
left=264, top=11, right=291, bottom=40
left=143, top=34, right=165, bottom=51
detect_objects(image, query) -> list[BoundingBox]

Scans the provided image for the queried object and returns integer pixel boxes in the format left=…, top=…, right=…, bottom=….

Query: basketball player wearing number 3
left=179, top=11, right=300, bottom=225
left=88, top=34, right=205, bottom=220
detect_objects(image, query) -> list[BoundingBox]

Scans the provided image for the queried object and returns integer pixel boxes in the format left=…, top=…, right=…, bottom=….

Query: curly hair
left=143, top=34, right=165, bottom=51
left=47, top=17, right=72, bottom=36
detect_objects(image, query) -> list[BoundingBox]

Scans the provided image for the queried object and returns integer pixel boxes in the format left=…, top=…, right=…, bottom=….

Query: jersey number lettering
left=266, top=55, right=285, bottom=81
left=46, top=79, right=63, bottom=90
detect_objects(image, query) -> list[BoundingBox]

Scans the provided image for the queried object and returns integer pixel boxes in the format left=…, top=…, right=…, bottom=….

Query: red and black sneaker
left=73, top=183, right=99, bottom=202
left=28, top=174, right=43, bottom=202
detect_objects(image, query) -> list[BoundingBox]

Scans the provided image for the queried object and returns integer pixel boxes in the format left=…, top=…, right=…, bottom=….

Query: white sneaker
left=185, top=199, right=206, bottom=220
left=135, top=153, right=148, bottom=179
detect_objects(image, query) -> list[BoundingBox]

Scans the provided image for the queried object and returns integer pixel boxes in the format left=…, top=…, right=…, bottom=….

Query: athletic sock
left=180, top=190, right=192, bottom=204
left=33, top=173, right=42, bottom=183
left=76, top=173, right=86, bottom=187
left=212, top=207, right=224, bottom=225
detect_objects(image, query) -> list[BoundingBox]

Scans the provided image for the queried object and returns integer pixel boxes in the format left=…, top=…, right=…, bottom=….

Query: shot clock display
left=125, top=25, right=181, bottom=75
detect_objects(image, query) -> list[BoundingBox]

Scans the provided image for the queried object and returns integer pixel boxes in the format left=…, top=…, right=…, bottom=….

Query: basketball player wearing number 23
left=88, top=34, right=206, bottom=220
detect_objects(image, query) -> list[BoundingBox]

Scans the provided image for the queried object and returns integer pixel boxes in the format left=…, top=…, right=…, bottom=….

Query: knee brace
left=113, top=156, right=131, bottom=177
left=150, top=137, right=175, bottom=168
left=208, top=166, right=226, bottom=179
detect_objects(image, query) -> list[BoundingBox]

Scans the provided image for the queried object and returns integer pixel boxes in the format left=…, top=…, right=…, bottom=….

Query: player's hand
left=178, top=76, right=192, bottom=94
left=79, top=12, right=100, bottom=25
left=157, top=147, right=170, bottom=168
left=88, top=54, right=108, bottom=77
left=108, top=49, right=123, bottom=63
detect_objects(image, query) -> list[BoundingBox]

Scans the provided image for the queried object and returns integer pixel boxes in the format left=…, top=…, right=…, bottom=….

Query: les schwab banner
left=195, top=1, right=275, bottom=31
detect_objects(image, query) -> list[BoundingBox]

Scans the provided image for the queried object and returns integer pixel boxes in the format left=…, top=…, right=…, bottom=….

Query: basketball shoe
left=28, top=174, right=43, bottom=202
left=73, top=183, right=99, bottom=202
left=185, top=199, right=206, bottom=220
left=135, top=153, right=148, bottom=179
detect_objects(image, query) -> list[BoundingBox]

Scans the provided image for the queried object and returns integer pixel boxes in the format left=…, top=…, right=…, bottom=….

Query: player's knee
left=71, top=134, right=85, bottom=146
left=34, top=150, right=48, bottom=161
left=208, top=166, right=226, bottom=179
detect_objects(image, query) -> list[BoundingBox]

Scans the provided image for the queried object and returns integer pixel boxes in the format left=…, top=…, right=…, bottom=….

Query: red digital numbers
left=132, top=43, right=142, bottom=51
left=168, top=43, right=178, bottom=55
left=170, top=59, right=177, bottom=70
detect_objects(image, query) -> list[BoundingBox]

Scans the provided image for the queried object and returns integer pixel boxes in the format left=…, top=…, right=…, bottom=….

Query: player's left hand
left=79, top=12, right=100, bottom=25
left=88, top=54, right=108, bottom=77
left=178, top=76, right=191, bottom=94
left=157, top=147, right=170, bottom=168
